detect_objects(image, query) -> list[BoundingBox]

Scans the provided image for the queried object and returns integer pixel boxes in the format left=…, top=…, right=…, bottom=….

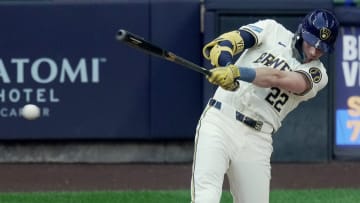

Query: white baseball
left=22, top=104, right=40, bottom=120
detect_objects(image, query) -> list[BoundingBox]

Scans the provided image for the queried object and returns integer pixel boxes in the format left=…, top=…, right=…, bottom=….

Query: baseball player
left=191, top=9, right=339, bottom=203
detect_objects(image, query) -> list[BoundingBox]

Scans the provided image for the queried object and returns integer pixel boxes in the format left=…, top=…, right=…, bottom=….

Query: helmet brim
left=302, top=31, right=333, bottom=53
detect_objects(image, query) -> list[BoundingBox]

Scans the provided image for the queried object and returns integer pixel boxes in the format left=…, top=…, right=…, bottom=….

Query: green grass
left=270, top=189, right=360, bottom=203
left=0, top=189, right=359, bottom=203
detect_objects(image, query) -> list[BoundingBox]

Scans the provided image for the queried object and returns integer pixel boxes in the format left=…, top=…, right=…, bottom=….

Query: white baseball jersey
left=191, top=19, right=329, bottom=203
left=213, top=19, right=328, bottom=131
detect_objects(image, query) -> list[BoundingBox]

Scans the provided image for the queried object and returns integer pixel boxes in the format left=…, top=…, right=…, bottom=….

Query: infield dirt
left=0, top=162, right=359, bottom=192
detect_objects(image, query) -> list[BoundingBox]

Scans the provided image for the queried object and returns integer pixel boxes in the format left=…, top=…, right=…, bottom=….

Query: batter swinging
left=191, top=9, right=339, bottom=203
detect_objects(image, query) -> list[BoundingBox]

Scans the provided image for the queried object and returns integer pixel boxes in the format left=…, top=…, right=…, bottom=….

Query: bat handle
left=204, top=69, right=212, bottom=77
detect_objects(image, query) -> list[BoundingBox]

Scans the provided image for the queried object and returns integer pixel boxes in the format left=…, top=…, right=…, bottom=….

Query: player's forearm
left=239, top=67, right=308, bottom=94
left=206, top=65, right=309, bottom=93
left=255, top=68, right=309, bottom=93
left=252, top=67, right=286, bottom=88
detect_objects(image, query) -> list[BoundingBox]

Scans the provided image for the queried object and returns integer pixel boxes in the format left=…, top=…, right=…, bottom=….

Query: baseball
left=22, top=104, right=40, bottom=120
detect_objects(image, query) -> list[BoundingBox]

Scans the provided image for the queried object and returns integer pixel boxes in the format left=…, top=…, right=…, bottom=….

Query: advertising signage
left=335, top=26, right=360, bottom=157
left=0, top=3, right=151, bottom=139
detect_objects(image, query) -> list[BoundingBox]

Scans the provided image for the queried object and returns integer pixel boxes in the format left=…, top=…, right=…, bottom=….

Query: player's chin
left=303, top=58, right=312, bottom=63
left=303, top=57, right=316, bottom=63
left=304, top=54, right=321, bottom=63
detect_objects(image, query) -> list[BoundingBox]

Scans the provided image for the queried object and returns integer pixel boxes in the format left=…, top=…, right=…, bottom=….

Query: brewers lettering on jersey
left=191, top=9, right=339, bottom=203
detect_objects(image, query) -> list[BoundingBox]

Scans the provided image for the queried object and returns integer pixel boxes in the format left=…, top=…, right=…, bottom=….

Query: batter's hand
left=207, top=64, right=240, bottom=91
left=221, top=81, right=240, bottom=91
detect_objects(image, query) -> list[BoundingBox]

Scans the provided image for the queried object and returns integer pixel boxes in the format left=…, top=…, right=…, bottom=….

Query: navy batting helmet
left=300, top=9, right=339, bottom=53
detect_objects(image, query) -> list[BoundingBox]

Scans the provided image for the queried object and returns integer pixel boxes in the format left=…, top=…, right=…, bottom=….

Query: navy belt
left=208, top=98, right=264, bottom=131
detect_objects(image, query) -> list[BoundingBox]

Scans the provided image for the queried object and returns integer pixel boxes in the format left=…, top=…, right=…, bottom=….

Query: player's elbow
left=254, top=72, right=307, bottom=94
left=275, top=75, right=309, bottom=94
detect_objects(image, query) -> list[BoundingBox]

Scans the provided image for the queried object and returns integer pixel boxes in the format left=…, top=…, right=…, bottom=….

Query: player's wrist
left=237, top=66, right=256, bottom=82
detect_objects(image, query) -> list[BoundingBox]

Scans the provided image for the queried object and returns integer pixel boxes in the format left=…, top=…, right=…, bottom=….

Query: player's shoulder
left=302, top=60, right=327, bottom=72
left=254, top=19, right=285, bottom=27
left=296, top=60, right=327, bottom=74
left=241, top=19, right=293, bottom=35
left=266, top=19, right=293, bottom=34
left=260, top=19, right=280, bottom=25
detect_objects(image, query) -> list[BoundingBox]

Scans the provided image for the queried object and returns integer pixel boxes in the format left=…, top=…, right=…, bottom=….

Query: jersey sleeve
left=239, top=19, right=278, bottom=47
left=294, top=64, right=328, bottom=100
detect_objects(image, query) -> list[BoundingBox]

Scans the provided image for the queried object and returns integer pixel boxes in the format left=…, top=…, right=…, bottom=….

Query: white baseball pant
left=191, top=104, right=273, bottom=203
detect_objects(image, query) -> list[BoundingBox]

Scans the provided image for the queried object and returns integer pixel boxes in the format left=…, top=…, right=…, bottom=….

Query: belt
left=208, top=98, right=273, bottom=133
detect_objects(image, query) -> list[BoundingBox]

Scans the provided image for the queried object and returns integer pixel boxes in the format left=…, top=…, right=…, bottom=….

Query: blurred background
left=0, top=0, right=359, bottom=193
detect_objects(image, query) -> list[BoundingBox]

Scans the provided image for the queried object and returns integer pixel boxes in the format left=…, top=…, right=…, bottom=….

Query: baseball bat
left=116, top=29, right=211, bottom=76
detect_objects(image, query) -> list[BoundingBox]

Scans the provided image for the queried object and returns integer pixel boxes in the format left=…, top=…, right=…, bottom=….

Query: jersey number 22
left=265, top=87, right=289, bottom=112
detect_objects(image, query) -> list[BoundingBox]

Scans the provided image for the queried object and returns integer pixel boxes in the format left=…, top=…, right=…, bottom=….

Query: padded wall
left=0, top=0, right=202, bottom=140
left=150, top=0, right=202, bottom=139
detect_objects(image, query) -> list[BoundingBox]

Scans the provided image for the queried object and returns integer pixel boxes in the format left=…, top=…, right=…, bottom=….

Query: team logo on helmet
left=309, top=67, right=322, bottom=83
left=320, top=27, right=331, bottom=40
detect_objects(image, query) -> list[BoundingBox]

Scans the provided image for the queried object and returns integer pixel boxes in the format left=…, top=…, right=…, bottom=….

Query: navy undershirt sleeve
left=216, top=30, right=256, bottom=66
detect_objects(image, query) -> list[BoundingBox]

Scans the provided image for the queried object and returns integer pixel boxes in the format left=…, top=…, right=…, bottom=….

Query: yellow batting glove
left=206, top=64, right=240, bottom=91
left=222, top=81, right=240, bottom=91
left=202, top=31, right=245, bottom=67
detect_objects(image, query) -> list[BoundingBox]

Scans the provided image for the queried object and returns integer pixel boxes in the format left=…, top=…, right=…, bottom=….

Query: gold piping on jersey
left=191, top=105, right=212, bottom=203
left=294, top=70, right=314, bottom=96
left=240, top=27, right=259, bottom=47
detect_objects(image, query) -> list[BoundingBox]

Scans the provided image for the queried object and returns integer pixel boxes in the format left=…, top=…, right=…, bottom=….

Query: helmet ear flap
left=292, top=24, right=305, bottom=62
left=295, top=23, right=303, bottom=39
